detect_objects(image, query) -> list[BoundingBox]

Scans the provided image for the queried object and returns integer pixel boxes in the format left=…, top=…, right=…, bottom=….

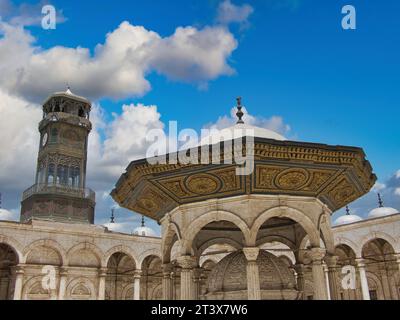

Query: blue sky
left=1, top=0, right=400, bottom=232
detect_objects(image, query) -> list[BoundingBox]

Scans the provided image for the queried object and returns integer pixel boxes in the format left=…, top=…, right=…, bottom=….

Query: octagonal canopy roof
left=199, top=123, right=286, bottom=146
left=112, top=135, right=376, bottom=222
left=43, top=87, right=92, bottom=107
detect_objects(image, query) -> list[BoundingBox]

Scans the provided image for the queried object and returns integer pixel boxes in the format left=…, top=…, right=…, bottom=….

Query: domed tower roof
left=334, top=206, right=363, bottom=225
left=368, top=193, right=398, bottom=219
left=199, top=97, right=286, bottom=145
left=133, top=216, right=156, bottom=237
left=206, top=250, right=297, bottom=299
left=43, top=86, right=91, bottom=107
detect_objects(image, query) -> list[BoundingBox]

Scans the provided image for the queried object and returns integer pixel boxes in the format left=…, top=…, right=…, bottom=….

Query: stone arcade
left=0, top=90, right=399, bottom=300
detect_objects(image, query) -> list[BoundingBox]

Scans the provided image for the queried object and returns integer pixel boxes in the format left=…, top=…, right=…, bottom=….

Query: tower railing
left=22, top=183, right=95, bottom=202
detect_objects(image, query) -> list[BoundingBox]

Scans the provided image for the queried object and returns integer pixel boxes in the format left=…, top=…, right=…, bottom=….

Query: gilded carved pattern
left=113, top=141, right=376, bottom=217
left=275, top=168, right=310, bottom=190
left=186, top=174, right=221, bottom=195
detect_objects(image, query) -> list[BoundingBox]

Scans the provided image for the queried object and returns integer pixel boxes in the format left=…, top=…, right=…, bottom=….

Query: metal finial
left=141, top=215, right=145, bottom=228
left=66, top=83, right=72, bottom=94
left=236, top=97, right=244, bottom=124
left=110, top=208, right=115, bottom=224
left=378, top=193, right=384, bottom=208
left=345, top=206, right=350, bottom=216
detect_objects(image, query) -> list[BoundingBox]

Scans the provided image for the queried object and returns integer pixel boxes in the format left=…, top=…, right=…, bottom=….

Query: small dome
left=200, top=123, right=286, bottom=146
left=334, top=214, right=363, bottom=225
left=206, top=250, right=297, bottom=299
left=133, top=226, right=156, bottom=237
left=368, top=207, right=398, bottom=219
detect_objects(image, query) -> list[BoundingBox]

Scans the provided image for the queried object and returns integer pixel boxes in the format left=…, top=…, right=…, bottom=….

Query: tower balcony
left=22, top=183, right=96, bottom=202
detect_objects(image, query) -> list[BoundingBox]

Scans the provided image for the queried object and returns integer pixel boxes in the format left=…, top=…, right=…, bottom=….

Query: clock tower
left=20, top=88, right=96, bottom=224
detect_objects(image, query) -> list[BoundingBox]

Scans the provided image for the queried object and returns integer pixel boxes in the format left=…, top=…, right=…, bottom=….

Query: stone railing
left=22, top=183, right=95, bottom=202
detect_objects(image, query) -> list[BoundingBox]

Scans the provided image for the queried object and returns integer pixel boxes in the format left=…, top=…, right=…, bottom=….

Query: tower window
left=50, top=128, right=58, bottom=143
left=69, top=167, right=80, bottom=188
left=78, top=107, right=85, bottom=118
left=47, top=164, right=55, bottom=185
left=57, top=165, right=68, bottom=186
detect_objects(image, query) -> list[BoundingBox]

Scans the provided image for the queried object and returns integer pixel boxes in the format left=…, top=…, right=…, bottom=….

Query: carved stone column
left=309, top=248, right=328, bottom=300
left=97, top=267, right=107, bottom=300
left=243, top=247, right=261, bottom=300
left=177, top=256, right=196, bottom=300
left=192, top=268, right=202, bottom=300
left=395, top=254, right=400, bottom=273
left=294, top=264, right=306, bottom=300
left=133, top=270, right=142, bottom=300
left=325, top=255, right=340, bottom=300
left=355, top=258, right=370, bottom=300
left=162, top=264, right=173, bottom=300
left=323, top=263, right=331, bottom=300
left=378, top=262, right=392, bottom=299
left=12, top=265, right=25, bottom=300
left=58, top=267, right=68, bottom=300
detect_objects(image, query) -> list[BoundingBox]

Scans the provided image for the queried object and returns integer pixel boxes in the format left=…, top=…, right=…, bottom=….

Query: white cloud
left=0, top=20, right=238, bottom=102
left=0, top=208, right=18, bottom=221
left=0, top=0, right=67, bottom=27
left=395, top=188, right=400, bottom=197
left=87, top=102, right=165, bottom=190
left=0, top=90, right=41, bottom=190
left=372, top=182, right=386, bottom=192
left=204, top=106, right=291, bottom=136
left=216, top=0, right=254, bottom=27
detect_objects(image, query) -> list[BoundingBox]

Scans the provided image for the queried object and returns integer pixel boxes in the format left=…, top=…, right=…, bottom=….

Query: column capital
left=394, top=253, right=400, bottom=264
left=308, top=248, right=326, bottom=263
left=325, top=255, right=339, bottom=268
left=192, top=267, right=202, bottom=280
left=59, top=267, right=69, bottom=277
left=177, top=256, right=196, bottom=269
left=243, top=247, right=260, bottom=262
left=134, top=270, right=142, bottom=279
left=293, top=263, right=306, bottom=274
left=11, top=264, right=25, bottom=275
left=355, top=258, right=366, bottom=268
left=162, top=263, right=173, bottom=276
left=98, top=267, right=108, bottom=277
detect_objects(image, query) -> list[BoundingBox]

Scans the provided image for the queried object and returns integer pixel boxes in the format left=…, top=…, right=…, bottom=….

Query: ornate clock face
left=42, top=132, right=48, bottom=147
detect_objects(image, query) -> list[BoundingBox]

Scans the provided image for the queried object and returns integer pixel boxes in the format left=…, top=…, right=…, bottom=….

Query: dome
left=133, top=226, right=156, bottom=237
left=206, top=250, right=297, bottom=300
left=334, top=214, right=363, bottom=225
left=200, top=123, right=286, bottom=146
left=368, top=207, right=398, bottom=219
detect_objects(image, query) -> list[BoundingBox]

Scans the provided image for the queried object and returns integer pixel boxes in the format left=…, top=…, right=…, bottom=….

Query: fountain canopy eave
left=111, top=137, right=376, bottom=222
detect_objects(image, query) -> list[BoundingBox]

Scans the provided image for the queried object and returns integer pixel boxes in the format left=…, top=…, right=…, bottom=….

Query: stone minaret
left=20, top=88, right=95, bottom=223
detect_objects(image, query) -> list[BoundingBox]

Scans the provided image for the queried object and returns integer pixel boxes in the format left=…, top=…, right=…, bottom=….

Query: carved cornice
left=111, top=139, right=376, bottom=221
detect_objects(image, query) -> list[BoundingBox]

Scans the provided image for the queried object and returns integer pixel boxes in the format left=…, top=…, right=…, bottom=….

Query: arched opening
left=0, top=243, right=18, bottom=300
left=141, top=255, right=162, bottom=300
left=199, top=243, right=237, bottom=299
left=105, top=252, right=136, bottom=300
left=361, top=238, right=397, bottom=300
left=23, top=243, right=64, bottom=300
left=334, top=244, right=358, bottom=300
left=254, top=216, right=318, bottom=300
left=78, top=107, right=85, bottom=118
